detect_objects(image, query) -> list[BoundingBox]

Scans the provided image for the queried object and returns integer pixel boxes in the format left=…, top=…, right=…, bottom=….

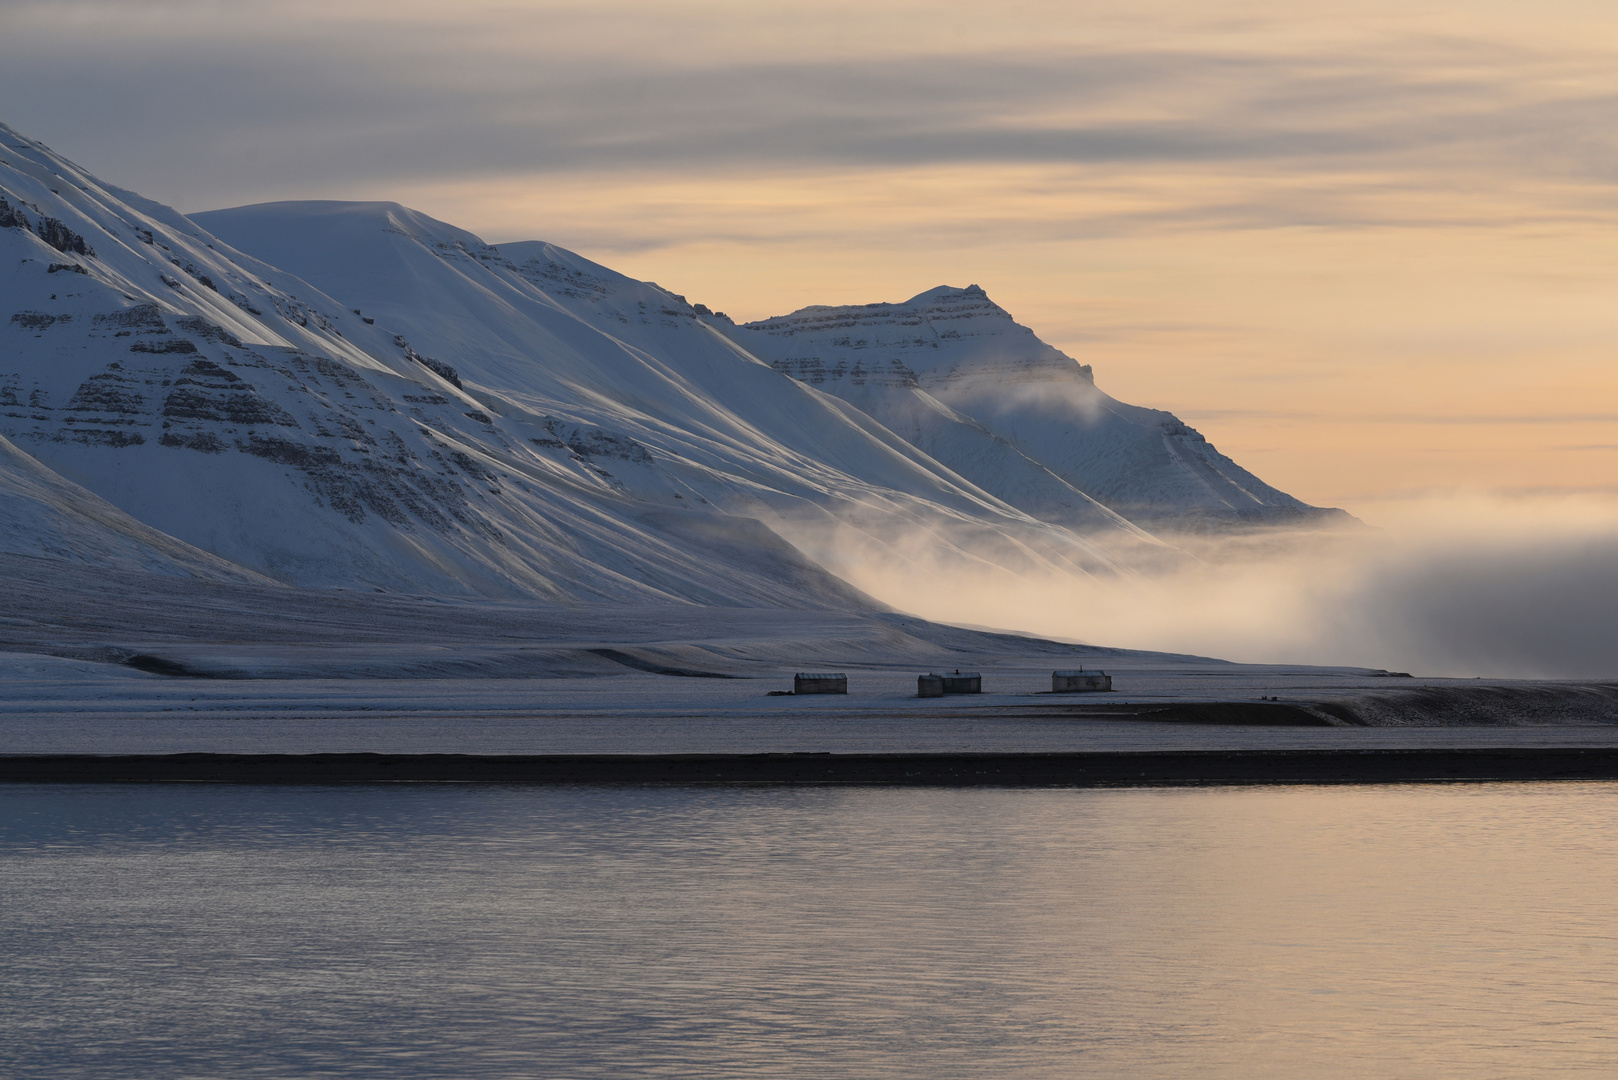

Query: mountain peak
left=906, top=283, right=987, bottom=304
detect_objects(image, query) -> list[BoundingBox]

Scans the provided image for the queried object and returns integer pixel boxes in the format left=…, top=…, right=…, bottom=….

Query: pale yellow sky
left=6, top=0, right=1617, bottom=516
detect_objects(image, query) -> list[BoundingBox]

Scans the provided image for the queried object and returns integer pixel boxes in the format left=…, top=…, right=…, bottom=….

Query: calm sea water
left=2, top=782, right=1616, bottom=1078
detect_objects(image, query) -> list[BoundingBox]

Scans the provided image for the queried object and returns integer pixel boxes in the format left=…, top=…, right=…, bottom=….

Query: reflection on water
left=2, top=783, right=1616, bottom=1078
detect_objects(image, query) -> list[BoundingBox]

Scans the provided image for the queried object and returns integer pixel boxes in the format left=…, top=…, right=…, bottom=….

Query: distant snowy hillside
left=737, top=286, right=1345, bottom=530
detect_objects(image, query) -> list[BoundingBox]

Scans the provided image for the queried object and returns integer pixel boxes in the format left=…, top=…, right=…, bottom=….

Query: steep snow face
left=739, top=286, right=1342, bottom=529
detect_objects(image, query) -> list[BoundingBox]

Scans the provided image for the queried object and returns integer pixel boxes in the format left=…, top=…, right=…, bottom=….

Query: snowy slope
left=0, top=128, right=869, bottom=602
left=736, top=286, right=1347, bottom=530
left=197, top=197, right=1338, bottom=542
left=0, top=432, right=267, bottom=580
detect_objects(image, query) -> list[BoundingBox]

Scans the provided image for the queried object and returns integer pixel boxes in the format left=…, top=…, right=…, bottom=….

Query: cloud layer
left=5, top=0, right=1618, bottom=216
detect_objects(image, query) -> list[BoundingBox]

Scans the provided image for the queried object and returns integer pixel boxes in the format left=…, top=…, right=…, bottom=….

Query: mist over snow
left=792, top=494, right=1618, bottom=680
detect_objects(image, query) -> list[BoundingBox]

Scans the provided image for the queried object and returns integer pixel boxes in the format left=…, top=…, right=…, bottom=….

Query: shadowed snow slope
left=0, top=433, right=269, bottom=581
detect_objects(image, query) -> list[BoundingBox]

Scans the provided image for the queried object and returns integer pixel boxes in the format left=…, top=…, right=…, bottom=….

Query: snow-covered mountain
left=735, top=287, right=1341, bottom=531
left=2, top=120, right=1340, bottom=606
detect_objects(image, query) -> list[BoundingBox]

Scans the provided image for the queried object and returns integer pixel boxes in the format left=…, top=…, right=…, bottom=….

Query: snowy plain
left=5, top=554, right=1617, bottom=756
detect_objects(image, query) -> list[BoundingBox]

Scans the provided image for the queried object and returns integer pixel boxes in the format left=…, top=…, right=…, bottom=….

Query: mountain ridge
left=3, top=119, right=1345, bottom=614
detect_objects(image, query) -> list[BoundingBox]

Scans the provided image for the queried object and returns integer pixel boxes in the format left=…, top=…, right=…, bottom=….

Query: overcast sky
left=5, top=0, right=1617, bottom=511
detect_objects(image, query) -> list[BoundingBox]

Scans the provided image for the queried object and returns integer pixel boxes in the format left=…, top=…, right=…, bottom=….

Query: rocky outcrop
left=36, top=215, right=94, bottom=257
left=393, top=334, right=462, bottom=389
left=161, top=359, right=298, bottom=428
left=540, top=420, right=654, bottom=465
left=0, top=195, right=27, bottom=231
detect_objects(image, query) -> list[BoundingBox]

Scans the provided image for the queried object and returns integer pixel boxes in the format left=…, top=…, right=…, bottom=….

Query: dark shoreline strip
left=4, top=750, right=1618, bottom=786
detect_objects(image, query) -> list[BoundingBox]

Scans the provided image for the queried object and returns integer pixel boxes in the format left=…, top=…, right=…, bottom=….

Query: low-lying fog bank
left=786, top=494, right=1618, bottom=680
